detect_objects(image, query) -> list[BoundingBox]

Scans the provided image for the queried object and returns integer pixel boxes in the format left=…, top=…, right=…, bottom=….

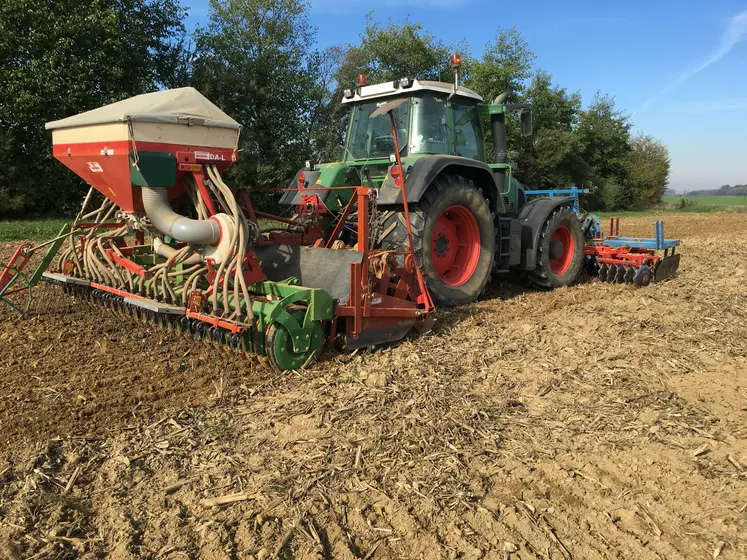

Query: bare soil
left=0, top=212, right=745, bottom=559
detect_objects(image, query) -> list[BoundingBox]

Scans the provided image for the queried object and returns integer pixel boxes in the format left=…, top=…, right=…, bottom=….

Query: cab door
left=451, top=101, right=485, bottom=161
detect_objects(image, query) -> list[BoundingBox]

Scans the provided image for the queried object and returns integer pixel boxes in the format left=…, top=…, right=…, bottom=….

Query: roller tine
left=166, top=322, right=173, bottom=356
left=220, top=350, right=231, bottom=398
left=229, top=347, right=239, bottom=379
left=211, top=342, right=219, bottom=377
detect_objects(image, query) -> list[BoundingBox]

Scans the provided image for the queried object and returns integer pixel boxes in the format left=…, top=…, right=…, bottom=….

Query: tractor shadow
left=424, top=269, right=598, bottom=338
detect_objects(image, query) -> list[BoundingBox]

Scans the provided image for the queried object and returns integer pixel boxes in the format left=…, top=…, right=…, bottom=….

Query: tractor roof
left=341, top=79, right=483, bottom=105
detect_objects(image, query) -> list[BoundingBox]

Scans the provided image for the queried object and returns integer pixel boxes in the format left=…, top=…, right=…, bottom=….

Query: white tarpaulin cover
left=46, top=87, right=241, bottom=130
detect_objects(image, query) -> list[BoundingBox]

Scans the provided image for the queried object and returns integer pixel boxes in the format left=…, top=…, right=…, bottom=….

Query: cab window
left=346, top=100, right=410, bottom=160
left=410, top=94, right=448, bottom=155
left=452, top=103, right=483, bottom=160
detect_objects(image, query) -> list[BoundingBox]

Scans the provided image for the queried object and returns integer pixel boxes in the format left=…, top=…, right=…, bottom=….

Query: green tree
left=319, top=16, right=463, bottom=163
left=574, top=93, right=632, bottom=209
left=191, top=0, right=319, bottom=207
left=464, top=27, right=535, bottom=161
left=466, top=26, right=535, bottom=105
left=0, top=0, right=186, bottom=217
left=627, top=134, right=670, bottom=208
left=335, top=15, right=455, bottom=88
left=513, top=71, right=582, bottom=189
left=307, top=46, right=347, bottom=164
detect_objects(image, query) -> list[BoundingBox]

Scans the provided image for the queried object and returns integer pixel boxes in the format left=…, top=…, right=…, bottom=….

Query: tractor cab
left=341, top=76, right=486, bottom=162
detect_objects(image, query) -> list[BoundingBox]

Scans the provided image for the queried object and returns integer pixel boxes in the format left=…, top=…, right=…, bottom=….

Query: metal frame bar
left=598, top=220, right=679, bottom=250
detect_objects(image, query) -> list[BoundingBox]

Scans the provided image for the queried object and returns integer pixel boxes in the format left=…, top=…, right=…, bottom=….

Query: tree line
left=686, top=184, right=747, bottom=197
left=0, top=0, right=670, bottom=218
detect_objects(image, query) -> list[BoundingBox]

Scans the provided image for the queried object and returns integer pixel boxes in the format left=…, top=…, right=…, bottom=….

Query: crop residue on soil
left=0, top=212, right=745, bottom=559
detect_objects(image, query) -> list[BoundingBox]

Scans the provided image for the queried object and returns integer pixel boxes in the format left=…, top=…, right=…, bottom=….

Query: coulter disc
left=614, top=265, right=626, bottom=284
left=606, top=264, right=617, bottom=282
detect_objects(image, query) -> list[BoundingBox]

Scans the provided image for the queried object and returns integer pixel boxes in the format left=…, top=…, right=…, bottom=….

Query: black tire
left=377, top=175, right=495, bottom=306
left=529, top=206, right=585, bottom=289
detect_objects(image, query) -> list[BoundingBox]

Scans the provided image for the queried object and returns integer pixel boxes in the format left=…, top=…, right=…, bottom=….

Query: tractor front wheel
left=378, top=175, right=495, bottom=307
left=529, top=206, right=585, bottom=289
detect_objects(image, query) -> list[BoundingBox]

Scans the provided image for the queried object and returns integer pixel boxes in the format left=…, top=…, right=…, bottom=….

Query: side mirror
left=520, top=110, right=533, bottom=137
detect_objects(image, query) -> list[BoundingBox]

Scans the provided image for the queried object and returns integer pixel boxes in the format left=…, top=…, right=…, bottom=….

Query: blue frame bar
left=601, top=221, right=680, bottom=250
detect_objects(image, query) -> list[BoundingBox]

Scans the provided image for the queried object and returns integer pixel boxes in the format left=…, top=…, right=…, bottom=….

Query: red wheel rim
left=549, top=225, right=575, bottom=274
left=431, top=205, right=481, bottom=286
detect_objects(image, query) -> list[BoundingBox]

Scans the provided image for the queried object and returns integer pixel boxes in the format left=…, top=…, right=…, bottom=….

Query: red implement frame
left=330, top=99, right=435, bottom=340
left=585, top=216, right=660, bottom=269
left=333, top=188, right=433, bottom=338
left=0, top=243, right=33, bottom=292
left=584, top=244, right=659, bottom=269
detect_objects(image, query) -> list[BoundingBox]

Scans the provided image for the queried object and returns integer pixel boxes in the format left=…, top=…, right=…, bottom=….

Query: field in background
left=3, top=195, right=746, bottom=241
left=0, top=218, right=70, bottom=241
left=598, top=195, right=747, bottom=218
left=663, top=195, right=747, bottom=207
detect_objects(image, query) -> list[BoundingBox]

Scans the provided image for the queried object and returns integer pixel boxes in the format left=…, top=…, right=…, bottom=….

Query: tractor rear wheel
left=378, top=175, right=495, bottom=306
left=529, top=206, right=585, bottom=289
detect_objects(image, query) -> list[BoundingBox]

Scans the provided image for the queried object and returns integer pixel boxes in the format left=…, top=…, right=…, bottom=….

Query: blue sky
left=184, top=0, right=747, bottom=192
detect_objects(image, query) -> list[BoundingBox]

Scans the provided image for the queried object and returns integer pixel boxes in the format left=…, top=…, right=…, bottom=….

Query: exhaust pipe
left=491, top=93, right=509, bottom=199
left=141, top=187, right=220, bottom=245
left=491, top=92, right=509, bottom=164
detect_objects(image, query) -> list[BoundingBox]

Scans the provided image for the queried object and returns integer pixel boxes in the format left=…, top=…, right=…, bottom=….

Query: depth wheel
left=266, top=317, right=324, bottom=371
left=529, top=206, right=585, bottom=289
left=377, top=175, right=495, bottom=306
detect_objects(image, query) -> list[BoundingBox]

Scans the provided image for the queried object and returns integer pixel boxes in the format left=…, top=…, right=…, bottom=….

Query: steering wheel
left=371, top=135, right=395, bottom=156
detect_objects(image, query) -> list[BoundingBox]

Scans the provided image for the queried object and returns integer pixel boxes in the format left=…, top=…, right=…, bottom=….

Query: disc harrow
left=585, top=217, right=680, bottom=287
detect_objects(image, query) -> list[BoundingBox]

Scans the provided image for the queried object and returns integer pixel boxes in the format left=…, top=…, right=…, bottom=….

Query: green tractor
left=280, top=57, right=585, bottom=306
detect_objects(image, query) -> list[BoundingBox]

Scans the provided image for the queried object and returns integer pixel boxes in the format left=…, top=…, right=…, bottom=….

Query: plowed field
left=0, top=212, right=745, bottom=559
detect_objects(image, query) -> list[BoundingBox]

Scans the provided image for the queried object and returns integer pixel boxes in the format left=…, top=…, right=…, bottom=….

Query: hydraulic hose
left=141, top=186, right=220, bottom=244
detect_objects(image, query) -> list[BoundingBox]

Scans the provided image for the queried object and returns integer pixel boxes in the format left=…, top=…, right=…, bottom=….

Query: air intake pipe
left=141, top=186, right=220, bottom=245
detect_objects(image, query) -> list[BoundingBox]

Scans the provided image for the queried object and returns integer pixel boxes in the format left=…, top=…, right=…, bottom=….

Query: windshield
left=345, top=99, right=410, bottom=160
